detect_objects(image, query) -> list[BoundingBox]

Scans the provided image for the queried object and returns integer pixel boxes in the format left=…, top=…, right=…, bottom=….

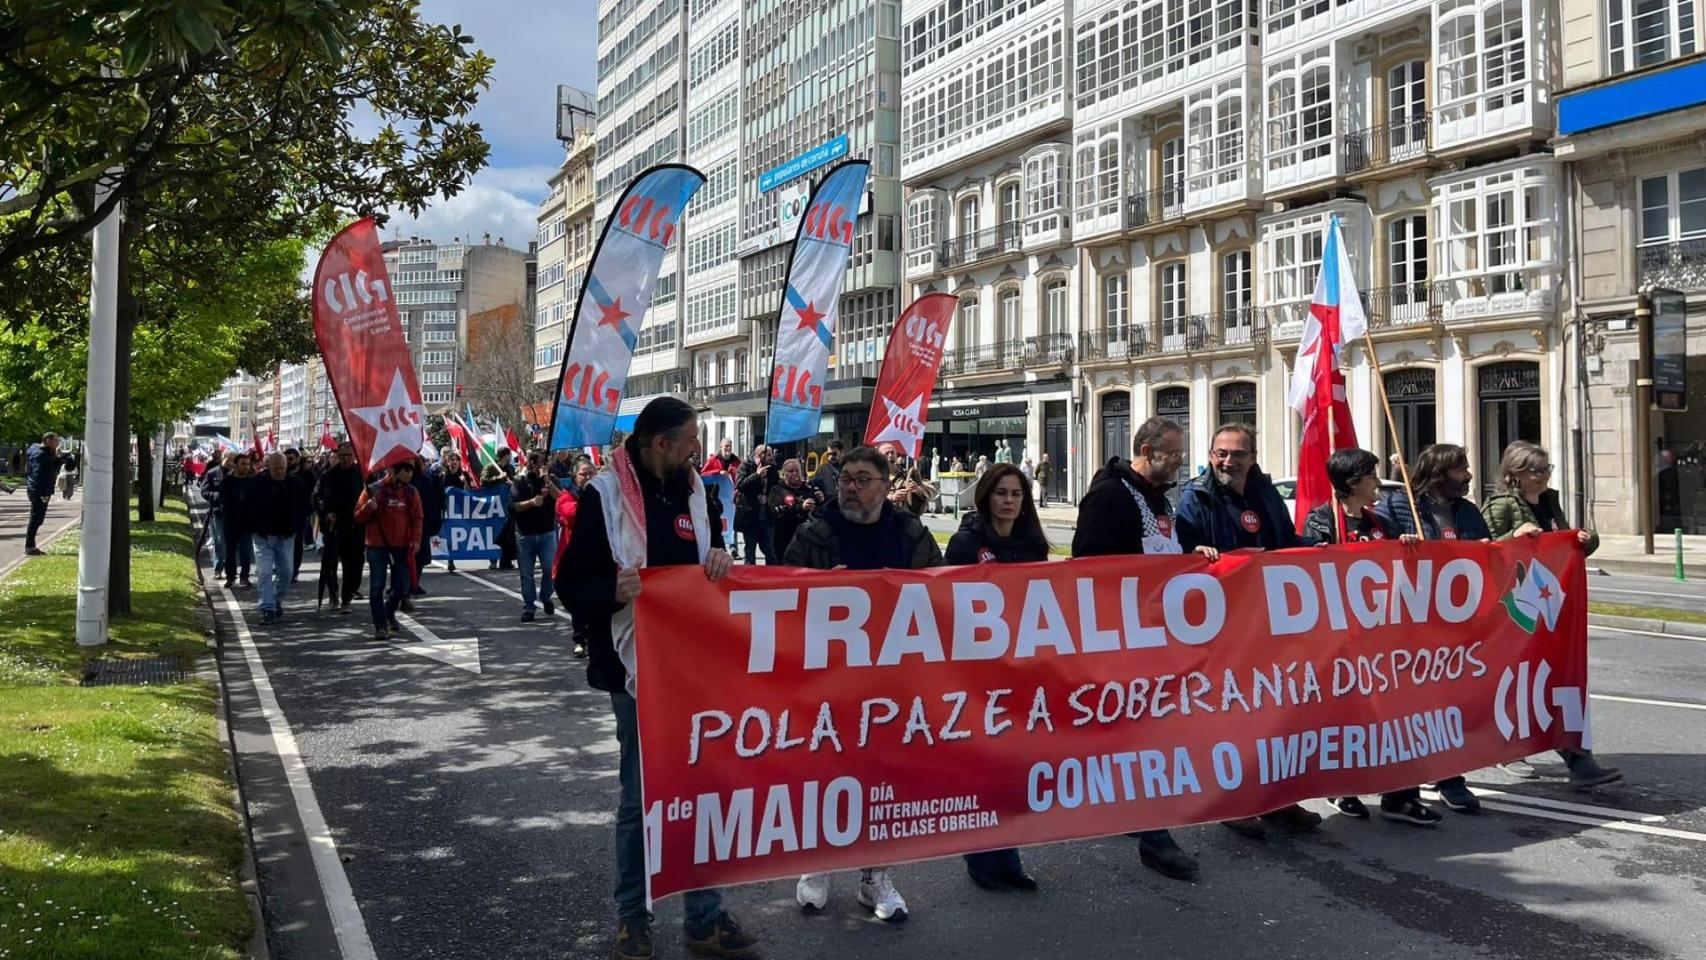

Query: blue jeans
left=252, top=535, right=293, bottom=614
left=612, top=691, right=723, bottom=926
left=367, top=546, right=412, bottom=627
left=516, top=530, right=557, bottom=611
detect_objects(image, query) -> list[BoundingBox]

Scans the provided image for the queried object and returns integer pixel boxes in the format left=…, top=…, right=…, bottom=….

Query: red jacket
left=354, top=479, right=423, bottom=550
left=552, top=487, right=581, bottom=576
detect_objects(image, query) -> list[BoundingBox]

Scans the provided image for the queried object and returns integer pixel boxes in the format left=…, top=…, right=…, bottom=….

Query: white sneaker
left=796, top=873, right=829, bottom=912
left=858, top=868, right=908, bottom=922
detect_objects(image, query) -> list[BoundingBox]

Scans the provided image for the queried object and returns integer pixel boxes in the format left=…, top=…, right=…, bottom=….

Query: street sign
left=1649, top=287, right=1688, bottom=411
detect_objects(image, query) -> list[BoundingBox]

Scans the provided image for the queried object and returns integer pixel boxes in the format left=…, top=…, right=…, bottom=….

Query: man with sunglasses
left=1176, top=422, right=1323, bottom=839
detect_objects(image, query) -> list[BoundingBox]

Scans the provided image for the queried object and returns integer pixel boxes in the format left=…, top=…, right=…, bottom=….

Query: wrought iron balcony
left=939, top=221, right=1023, bottom=268
left=1205, top=307, right=1265, bottom=347
left=1078, top=325, right=1151, bottom=363
left=1639, top=238, right=1706, bottom=291
left=1125, top=183, right=1186, bottom=230
left=1342, top=116, right=1430, bottom=175
left=688, top=382, right=746, bottom=407
left=1364, top=282, right=1443, bottom=328
left=940, top=334, right=1073, bottom=377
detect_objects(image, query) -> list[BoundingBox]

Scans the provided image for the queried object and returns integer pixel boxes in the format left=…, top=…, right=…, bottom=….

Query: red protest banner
left=862, top=293, right=956, bottom=458
left=312, top=218, right=425, bottom=475
left=635, top=534, right=1589, bottom=899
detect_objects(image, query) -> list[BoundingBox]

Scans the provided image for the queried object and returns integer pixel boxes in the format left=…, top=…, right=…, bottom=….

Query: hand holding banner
left=636, top=534, right=1589, bottom=899
left=863, top=293, right=957, bottom=457
left=312, top=219, right=426, bottom=475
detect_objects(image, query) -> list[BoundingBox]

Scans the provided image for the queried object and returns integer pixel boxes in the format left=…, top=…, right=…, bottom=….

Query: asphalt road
left=211, top=546, right=1706, bottom=960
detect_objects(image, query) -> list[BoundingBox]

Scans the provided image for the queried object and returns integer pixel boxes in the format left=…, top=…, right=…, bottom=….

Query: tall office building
left=381, top=236, right=530, bottom=411
left=595, top=0, right=692, bottom=423
left=1554, top=0, right=1706, bottom=535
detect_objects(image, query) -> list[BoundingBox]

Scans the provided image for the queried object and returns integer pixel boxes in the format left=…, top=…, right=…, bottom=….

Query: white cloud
left=380, top=171, right=549, bottom=251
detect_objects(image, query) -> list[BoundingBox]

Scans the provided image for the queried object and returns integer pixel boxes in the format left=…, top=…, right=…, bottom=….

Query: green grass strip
left=0, top=500, right=249, bottom=959
left=1588, top=600, right=1706, bottom=626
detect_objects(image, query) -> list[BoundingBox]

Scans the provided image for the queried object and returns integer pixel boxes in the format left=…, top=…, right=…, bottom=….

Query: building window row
left=537, top=260, right=567, bottom=291
left=691, top=157, right=739, bottom=213
left=595, top=82, right=679, bottom=163
left=422, top=350, right=454, bottom=365
left=903, top=0, right=1049, bottom=77
left=685, top=281, right=738, bottom=338
left=688, top=93, right=740, bottom=155
left=901, top=20, right=1066, bottom=170
left=394, top=268, right=464, bottom=286
left=597, top=33, right=680, bottom=122
left=537, top=342, right=564, bottom=369
left=423, top=328, right=457, bottom=343
left=597, top=129, right=680, bottom=204
left=687, top=221, right=738, bottom=276
left=421, top=370, right=453, bottom=386
left=1639, top=166, right=1706, bottom=245
left=1073, top=0, right=1251, bottom=111
left=688, top=20, right=739, bottom=88
left=423, top=390, right=454, bottom=405
left=1607, top=0, right=1696, bottom=74
left=598, top=0, right=680, bottom=80
left=397, top=289, right=456, bottom=305
left=422, top=310, right=458, bottom=325
left=636, top=320, right=678, bottom=355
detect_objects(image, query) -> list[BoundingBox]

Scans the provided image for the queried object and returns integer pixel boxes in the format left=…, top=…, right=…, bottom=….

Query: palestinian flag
left=1501, top=559, right=1564, bottom=634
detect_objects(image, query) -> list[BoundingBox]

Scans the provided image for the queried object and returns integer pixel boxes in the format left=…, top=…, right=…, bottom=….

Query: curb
left=190, top=500, right=273, bottom=960
left=1587, top=612, right=1706, bottom=638
left=1588, top=557, right=1706, bottom=580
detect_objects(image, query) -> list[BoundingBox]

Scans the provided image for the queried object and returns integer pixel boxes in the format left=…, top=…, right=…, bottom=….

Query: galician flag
left=1289, top=215, right=1366, bottom=534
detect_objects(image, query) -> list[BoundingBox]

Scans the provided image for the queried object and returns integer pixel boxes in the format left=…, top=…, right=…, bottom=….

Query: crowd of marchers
left=540, top=396, right=1626, bottom=960
left=179, top=397, right=1625, bottom=960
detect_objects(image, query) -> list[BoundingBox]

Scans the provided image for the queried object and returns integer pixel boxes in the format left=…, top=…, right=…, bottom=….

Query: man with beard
left=314, top=443, right=367, bottom=612
left=1176, top=422, right=1323, bottom=839
left=1073, top=417, right=1219, bottom=881
left=221, top=453, right=256, bottom=589
left=1374, top=442, right=1490, bottom=814
left=785, top=446, right=941, bottom=922
left=555, top=397, right=756, bottom=960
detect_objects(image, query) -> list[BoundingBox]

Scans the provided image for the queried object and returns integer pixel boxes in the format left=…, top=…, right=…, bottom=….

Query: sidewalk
left=0, top=486, right=81, bottom=581
left=1588, top=533, right=1706, bottom=579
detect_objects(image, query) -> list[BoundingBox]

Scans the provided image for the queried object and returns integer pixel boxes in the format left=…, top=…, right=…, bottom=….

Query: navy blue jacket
left=201, top=465, right=226, bottom=516
left=1176, top=465, right=1308, bottom=552
left=411, top=468, right=447, bottom=534
left=1373, top=489, right=1490, bottom=541
left=25, top=443, right=65, bottom=497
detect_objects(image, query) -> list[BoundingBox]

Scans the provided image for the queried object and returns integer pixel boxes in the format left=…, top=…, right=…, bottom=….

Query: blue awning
left=1558, top=59, right=1706, bottom=135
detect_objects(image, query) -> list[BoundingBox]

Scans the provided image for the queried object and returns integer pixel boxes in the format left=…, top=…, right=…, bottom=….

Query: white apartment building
left=534, top=126, right=599, bottom=388
left=1554, top=0, right=1706, bottom=535
left=595, top=0, right=692, bottom=427
left=905, top=0, right=1570, bottom=504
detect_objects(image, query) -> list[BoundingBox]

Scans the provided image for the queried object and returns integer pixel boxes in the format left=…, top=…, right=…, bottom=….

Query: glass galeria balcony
left=1431, top=0, right=1554, bottom=150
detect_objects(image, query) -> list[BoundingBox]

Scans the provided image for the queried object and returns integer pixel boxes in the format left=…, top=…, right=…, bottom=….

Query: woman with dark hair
left=1482, top=440, right=1622, bottom=788
left=944, top=462, right=1046, bottom=891
left=1307, top=448, right=1442, bottom=826
left=1375, top=443, right=1488, bottom=814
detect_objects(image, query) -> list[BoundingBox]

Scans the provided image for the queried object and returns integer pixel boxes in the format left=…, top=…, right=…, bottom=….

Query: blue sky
left=381, top=0, right=600, bottom=250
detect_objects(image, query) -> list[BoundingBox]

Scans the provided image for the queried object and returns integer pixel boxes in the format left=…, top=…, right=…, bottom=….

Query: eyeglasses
left=837, top=473, right=886, bottom=490
left=1528, top=464, right=1554, bottom=476
left=1210, top=449, right=1253, bottom=462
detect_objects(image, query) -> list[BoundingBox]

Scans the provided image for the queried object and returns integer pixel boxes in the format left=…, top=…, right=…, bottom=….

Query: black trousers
left=223, top=524, right=252, bottom=580
left=324, top=523, right=366, bottom=604
left=24, top=492, right=49, bottom=550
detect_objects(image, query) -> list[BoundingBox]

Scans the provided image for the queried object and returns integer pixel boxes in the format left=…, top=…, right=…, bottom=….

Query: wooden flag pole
left=1360, top=331, right=1423, bottom=533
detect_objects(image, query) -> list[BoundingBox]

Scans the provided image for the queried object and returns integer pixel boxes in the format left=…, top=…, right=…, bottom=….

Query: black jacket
left=246, top=473, right=308, bottom=538
left=412, top=468, right=447, bottom=534
left=1374, top=488, right=1490, bottom=541
left=767, top=480, right=822, bottom=560
left=735, top=459, right=778, bottom=531
left=945, top=512, right=1049, bottom=564
left=223, top=473, right=255, bottom=532
left=201, top=466, right=226, bottom=516
left=1304, top=501, right=1399, bottom=545
left=782, top=502, right=942, bottom=571
left=809, top=458, right=841, bottom=503
left=1176, top=466, right=1306, bottom=552
left=313, top=464, right=364, bottom=524
left=1072, top=460, right=1174, bottom=557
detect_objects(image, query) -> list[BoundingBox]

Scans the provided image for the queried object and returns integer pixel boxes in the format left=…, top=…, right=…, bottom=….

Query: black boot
left=1562, top=749, right=1623, bottom=789
left=1135, top=829, right=1198, bottom=881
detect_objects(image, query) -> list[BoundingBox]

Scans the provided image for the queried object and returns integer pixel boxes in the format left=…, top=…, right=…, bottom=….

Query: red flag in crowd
left=1288, top=215, right=1366, bottom=534
left=862, top=293, right=957, bottom=458
left=311, top=218, right=426, bottom=474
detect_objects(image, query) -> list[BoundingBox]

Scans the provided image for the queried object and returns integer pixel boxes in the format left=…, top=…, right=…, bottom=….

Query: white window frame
left=1607, top=0, right=1696, bottom=74
left=1103, top=272, right=1129, bottom=335
left=1639, top=167, right=1706, bottom=245
left=1159, top=261, right=1189, bottom=349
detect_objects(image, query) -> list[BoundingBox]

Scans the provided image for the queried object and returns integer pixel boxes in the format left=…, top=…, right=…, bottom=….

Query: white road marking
left=1420, top=789, right=1706, bottom=843
left=453, top=569, right=566, bottom=618
left=390, top=612, right=481, bottom=674
left=1589, top=623, right=1706, bottom=642
left=217, top=584, right=377, bottom=960
left=1456, top=786, right=1667, bottom=822
left=1591, top=692, right=1706, bottom=712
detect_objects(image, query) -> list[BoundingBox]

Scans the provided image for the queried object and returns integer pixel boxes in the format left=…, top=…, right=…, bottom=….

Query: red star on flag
left=794, top=300, right=825, bottom=333
left=597, top=298, right=630, bottom=330
left=1538, top=584, right=1552, bottom=602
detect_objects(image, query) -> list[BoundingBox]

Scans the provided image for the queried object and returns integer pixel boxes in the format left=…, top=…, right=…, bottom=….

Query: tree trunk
left=135, top=427, right=154, bottom=523
left=107, top=215, right=140, bottom=616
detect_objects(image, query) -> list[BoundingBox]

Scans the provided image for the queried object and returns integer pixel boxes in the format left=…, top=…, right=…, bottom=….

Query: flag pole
left=1327, top=403, right=1346, bottom=544
left=1359, top=331, right=1423, bottom=530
